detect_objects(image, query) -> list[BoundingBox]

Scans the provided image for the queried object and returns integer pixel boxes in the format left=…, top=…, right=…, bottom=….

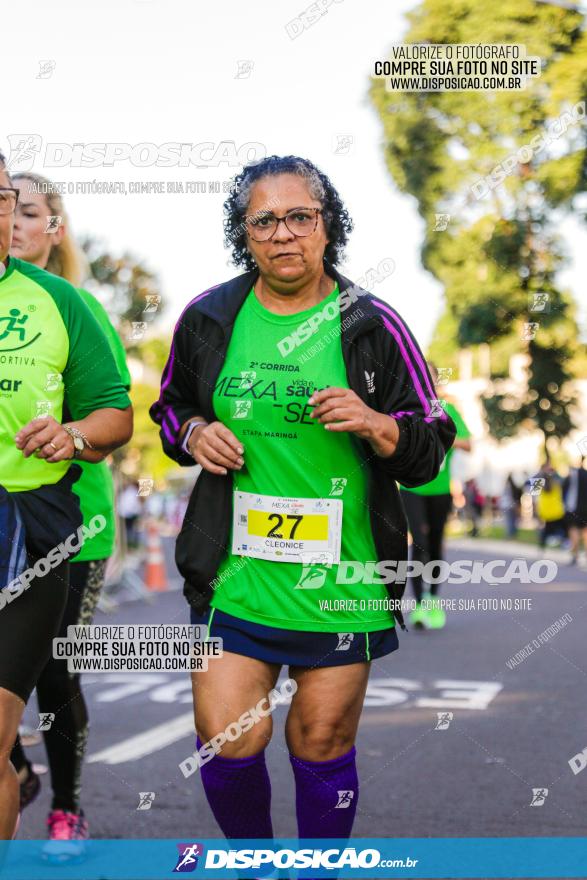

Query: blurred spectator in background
left=464, top=478, right=484, bottom=537
left=118, top=481, right=142, bottom=549
left=400, top=362, right=471, bottom=630
left=489, top=494, right=500, bottom=525
left=171, top=491, right=190, bottom=532
left=144, top=490, right=164, bottom=521
left=533, top=461, right=566, bottom=549
left=500, top=474, right=522, bottom=538
left=563, top=456, right=587, bottom=564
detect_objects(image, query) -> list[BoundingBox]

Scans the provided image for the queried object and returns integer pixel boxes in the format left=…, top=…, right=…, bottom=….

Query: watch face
left=73, top=436, right=84, bottom=452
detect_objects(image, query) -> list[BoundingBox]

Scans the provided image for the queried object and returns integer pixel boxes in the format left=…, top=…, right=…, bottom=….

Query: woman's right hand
left=188, top=421, right=244, bottom=475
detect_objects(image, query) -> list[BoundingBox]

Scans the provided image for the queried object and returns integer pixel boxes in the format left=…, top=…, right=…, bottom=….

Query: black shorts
left=0, top=559, right=69, bottom=704
left=566, top=510, right=587, bottom=529
left=190, top=606, right=399, bottom=668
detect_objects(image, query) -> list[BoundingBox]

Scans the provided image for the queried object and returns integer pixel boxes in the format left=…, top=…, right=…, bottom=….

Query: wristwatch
left=181, top=420, right=207, bottom=457
left=63, top=424, right=93, bottom=459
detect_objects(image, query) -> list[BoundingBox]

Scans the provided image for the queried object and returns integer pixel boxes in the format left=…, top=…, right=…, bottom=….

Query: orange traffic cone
left=144, top=519, right=168, bottom=592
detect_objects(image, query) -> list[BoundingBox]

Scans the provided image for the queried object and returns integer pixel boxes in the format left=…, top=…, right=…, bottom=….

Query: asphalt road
left=16, top=537, right=586, bottom=874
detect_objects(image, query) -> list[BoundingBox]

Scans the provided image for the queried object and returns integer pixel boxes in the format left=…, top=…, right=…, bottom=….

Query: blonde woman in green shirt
left=3, top=168, right=132, bottom=847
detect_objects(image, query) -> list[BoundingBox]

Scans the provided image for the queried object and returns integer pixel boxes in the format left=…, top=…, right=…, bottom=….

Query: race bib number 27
left=232, top=491, right=342, bottom=564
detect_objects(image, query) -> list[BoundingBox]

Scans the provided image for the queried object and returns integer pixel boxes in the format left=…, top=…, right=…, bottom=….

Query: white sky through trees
left=2, top=0, right=586, bottom=346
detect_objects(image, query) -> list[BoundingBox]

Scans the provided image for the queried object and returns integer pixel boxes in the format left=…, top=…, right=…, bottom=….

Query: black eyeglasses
left=0, top=187, right=19, bottom=216
left=245, top=207, right=322, bottom=241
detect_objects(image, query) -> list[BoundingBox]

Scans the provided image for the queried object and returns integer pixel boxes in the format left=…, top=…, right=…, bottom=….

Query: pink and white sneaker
left=42, top=809, right=89, bottom=862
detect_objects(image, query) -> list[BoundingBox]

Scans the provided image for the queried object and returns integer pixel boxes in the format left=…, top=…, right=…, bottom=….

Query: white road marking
left=85, top=674, right=168, bottom=702
left=86, top=678, right=504, bottom=763
left=88, top=712, right=194, bottom=764
left=364, top=678, right=502, bottom=709
left=415, top=680, right=503, bottom=711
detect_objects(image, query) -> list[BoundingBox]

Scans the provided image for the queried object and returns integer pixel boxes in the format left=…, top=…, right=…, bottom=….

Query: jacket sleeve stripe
left=376, top=312, right=430, bottom=414
left=166, top=408, right=180, bottom=431
left=158, top=285, right=219, bottom=400
left=152, top=284, right=220, bottom=437
left=373, top=300, right=448, bottom=422
left=374, top=300, right=436, bottom=399
left=161, top=417, right=177, bottom=445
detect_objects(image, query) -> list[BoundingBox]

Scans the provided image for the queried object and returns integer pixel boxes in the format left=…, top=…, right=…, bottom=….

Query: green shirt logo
left=0, top=307, right=41, bottom=351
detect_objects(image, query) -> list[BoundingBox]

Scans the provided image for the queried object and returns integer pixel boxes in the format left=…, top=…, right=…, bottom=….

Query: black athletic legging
left=0, top=560, right=69, bottom=704
left=400, top=490, right=453, bottom=603
left=11, top=559, right=106, bottom=813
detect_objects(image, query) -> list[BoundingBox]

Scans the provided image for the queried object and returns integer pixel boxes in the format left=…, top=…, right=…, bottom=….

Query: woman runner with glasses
left=151, top=155, right=455, bottom=850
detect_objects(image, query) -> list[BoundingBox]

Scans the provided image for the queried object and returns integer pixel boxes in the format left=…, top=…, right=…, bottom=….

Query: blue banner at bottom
left=0, top=838, right=585, bottom=879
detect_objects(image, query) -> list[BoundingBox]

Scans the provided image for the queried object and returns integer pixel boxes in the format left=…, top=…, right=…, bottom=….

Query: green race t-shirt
left=71, top=289, right=131, bottom=562
left=0, top=258, right=131, bottom=494
left=210, top=284, right=394, bottom=633
left=401, top=399, right=470, bottom=496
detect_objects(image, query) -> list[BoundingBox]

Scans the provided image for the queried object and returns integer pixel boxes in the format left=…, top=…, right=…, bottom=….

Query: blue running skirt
left=190, top=606, right=399, bottom=668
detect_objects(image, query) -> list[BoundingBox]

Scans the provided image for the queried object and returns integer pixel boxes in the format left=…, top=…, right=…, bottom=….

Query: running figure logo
left=0, top=309, right=32, bottom=347
left=435, top=712, right=453, bottom=731
left=329, top=477, right=347, bottom=497
left=235, top=60, right=254, bottom=79
left=434, top=213, right=451, bottom=231
left=136, top=791, right=156, bottom=811
left=44, top=372, right=62, bottom=392
left=130, top=322, right=148, bottom=340
left=428, top=398, right=445, bottom=418
left=232, top=399, right=252, bottom=420
left=530, top=788, right=548, bottom=806
left=239, top=370, right=256, bottom=389
left=436, top=367, right=453, bottom=385
left=522, top=322, right=539, bottom=341
left=37, top=60, right=56, bottom=79
left=44, top=215, right=62, bottom=233
left=5, top=134, right=42, bottom=172
left=143, top=294, right=162, bottom=314
left=173, top=843, right=204, bottom=872
left=335, top=790, right=355, bottom=808
left=333, top=134, right=354, bottom=155
left=529, top=292, right=550, bottom=313
left=295, top=551, right=333, bottom=590
left=336, top=633, right=354, bottom=651
left=529, top=478, right=545, bottom=496
left=34, top=400, right=53, bottom=419
left=295, top=566, right=328, bottom=589
left=37, top=713, right=55, bottom=731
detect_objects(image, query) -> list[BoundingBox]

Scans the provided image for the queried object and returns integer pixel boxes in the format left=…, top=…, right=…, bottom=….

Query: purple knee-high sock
left=196, top=736, right=273, bottom=839
left=289, top=747, right=358, bottom=839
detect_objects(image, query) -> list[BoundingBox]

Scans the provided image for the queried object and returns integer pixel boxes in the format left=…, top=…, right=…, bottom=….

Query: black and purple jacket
left=150, top=260, right=456, bottom=629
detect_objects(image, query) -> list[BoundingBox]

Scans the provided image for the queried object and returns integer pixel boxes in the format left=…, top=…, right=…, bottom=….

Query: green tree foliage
left=370, top=0, right=587, bottom=445
left=79, top=240, right=174, bottom=478
left=126, top=381, right=179, bottom=482
left=81, top=237, right=164, bottom=356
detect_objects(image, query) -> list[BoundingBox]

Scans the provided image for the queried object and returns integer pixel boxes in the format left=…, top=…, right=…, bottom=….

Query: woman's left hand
left=15, top=416, right=75, bottom=462
left=309, top=387, right=399, bottom=457
left=309, top=387, right=377, bottom=438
